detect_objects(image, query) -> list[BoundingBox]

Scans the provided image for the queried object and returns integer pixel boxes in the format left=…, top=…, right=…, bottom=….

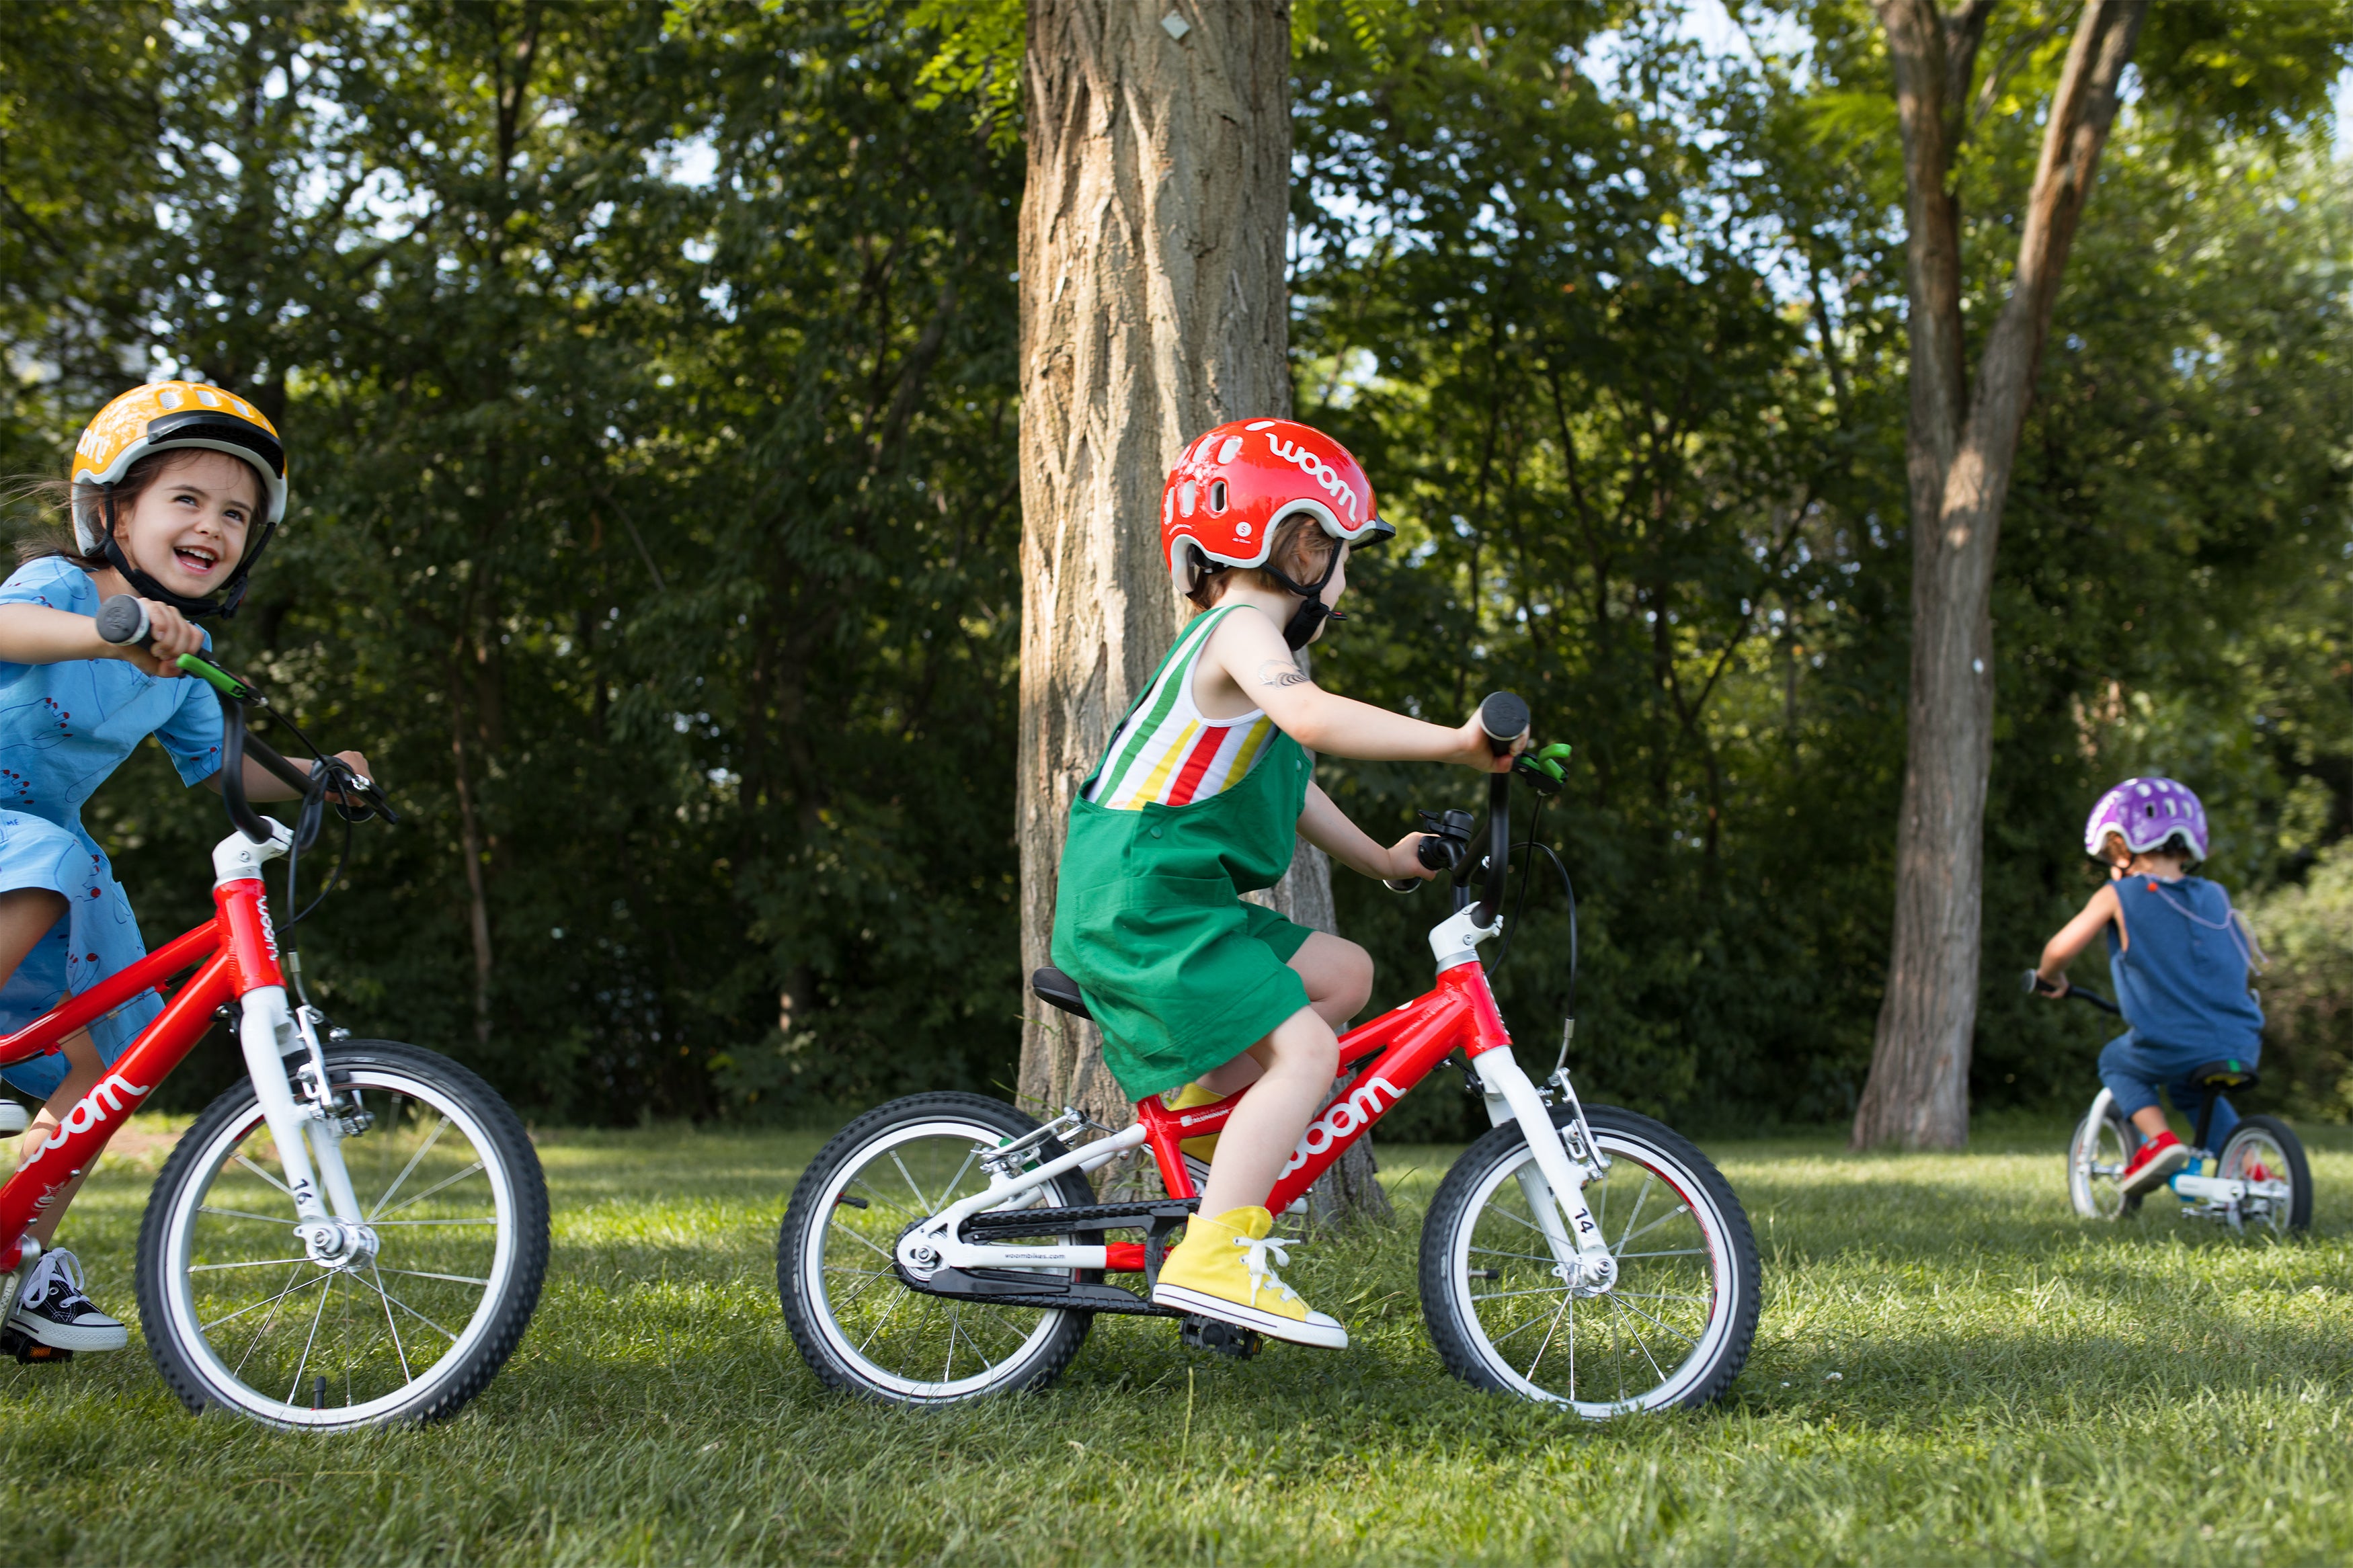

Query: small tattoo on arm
left=1257, top=660, right=1311, bottom=690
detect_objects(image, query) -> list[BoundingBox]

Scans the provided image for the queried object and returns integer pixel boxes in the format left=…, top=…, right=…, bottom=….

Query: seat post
left=2190, top=1093, right=2218, bottom=1155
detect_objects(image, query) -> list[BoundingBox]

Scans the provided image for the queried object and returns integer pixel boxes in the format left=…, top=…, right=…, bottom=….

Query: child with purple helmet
left=2034, top=778, right=2266, bottom=1196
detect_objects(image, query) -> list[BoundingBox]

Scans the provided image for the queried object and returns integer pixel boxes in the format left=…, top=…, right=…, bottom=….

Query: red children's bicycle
left=0, top=601, right=548, bottom=1428
left=779, top=694, right=1759, bottom=1417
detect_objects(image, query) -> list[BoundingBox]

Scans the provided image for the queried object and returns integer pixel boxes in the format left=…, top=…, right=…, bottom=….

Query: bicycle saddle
left=2189, top=1059, right=2260, bottom=1093
left=1031, top=966, right=1093, bottom=1021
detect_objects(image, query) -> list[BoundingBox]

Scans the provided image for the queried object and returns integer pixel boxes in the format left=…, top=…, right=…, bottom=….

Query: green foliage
left=7, top=1, right=2353, bottom=1130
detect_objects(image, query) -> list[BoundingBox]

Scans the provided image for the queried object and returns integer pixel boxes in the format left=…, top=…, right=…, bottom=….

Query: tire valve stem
left=1468, top=1268, right=1501, bottom=1280
left=312, top=1375, right=327, bottom=1411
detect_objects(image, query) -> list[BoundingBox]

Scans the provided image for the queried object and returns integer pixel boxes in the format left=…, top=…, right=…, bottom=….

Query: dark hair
left=1186, top=513, right=1340, bottom=610
left=5, top=448, right=257, bottom=572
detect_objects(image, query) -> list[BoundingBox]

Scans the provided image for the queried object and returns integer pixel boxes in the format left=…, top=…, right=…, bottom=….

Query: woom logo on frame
left=25, top=1071, right=151, bottom=1167
left=1281, top=1075, right=1401, bottom=1177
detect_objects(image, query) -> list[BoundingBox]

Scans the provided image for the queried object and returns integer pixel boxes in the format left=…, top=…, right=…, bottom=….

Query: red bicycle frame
left=1091, top=960, right=1517, bottom=1275
left=0, top=873, right=284, bottom=1274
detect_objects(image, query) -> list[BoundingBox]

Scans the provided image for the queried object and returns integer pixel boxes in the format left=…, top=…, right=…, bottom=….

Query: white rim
left=2220, top=1126, right=2297, bottom=1233
left=157, top=1064, right=519, bottom=1430
left=1447, top=1129, right=1740, bottom=1418
left=801, top=1118, right=1075, bottom=1402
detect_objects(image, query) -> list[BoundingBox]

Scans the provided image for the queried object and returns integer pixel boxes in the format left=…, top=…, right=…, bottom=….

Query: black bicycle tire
left=778, top=1092, right=1095, bottom=1405
left=1419, top=1102, right=1760, bottom=1413
left=134, top=1040, right=549, bottom=1428
left=2223, top=1113, right=2313, bottom=1234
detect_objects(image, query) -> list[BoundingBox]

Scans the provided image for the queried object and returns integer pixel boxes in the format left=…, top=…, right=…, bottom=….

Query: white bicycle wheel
left=136, top=1041, right=548, bottom=1430
left=779, top=1093, right=1098, bottom=1405
left=2068, top=1099, right=2142, bottom=1219
left=1419, top=1104, right=1759, bottom=1417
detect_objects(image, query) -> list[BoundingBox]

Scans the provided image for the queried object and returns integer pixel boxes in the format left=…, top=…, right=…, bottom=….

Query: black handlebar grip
left=2022, top=967, right=2048, bottom=995
left=1478, top=692, right=1529, bottom=757
left=95, top=595, right=152, bottom=649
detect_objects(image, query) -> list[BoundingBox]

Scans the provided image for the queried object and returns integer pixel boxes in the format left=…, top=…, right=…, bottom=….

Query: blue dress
left=0, top=557, right=225, bottom=1100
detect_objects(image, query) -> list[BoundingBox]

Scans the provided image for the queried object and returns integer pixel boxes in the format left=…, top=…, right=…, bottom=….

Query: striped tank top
left=1085, top=606, right=1279, bottom=811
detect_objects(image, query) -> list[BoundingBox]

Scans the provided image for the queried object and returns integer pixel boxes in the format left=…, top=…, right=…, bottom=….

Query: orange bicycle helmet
left=71, top=380, right=287, bottom=617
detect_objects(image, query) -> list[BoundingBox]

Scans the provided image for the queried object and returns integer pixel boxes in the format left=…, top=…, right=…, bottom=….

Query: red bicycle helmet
left=1164, top=419, right=1391, bottom=577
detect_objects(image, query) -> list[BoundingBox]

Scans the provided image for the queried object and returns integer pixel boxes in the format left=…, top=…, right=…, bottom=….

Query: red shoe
left=2120, top=1130, right=2190, bottom=1196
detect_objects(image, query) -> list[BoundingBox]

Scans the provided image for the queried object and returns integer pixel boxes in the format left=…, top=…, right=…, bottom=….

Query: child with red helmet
left=1050, top=418, right=1525, bottom=1350
left=2034, top=778, right=2265, bottom=1196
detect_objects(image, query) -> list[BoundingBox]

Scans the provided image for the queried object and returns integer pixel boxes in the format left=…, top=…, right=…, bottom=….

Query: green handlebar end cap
left=1537, top=742, right=1575, bottom=761
left=176, top=653, right=249, bottom=699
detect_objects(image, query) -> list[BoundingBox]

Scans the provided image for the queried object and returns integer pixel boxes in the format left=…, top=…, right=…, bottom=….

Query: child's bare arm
left=1203, top=607, right=1520, bottom=770
left=0, top=600, right=203, bottom=678
left=2035, top=884, right=2121, bottom=994
left=1298, top=782, right=1436, bottom=881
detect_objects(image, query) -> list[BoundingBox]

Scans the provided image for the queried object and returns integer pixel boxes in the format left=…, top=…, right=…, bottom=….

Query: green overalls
left=1050, top=606, right=1316, bottom=1102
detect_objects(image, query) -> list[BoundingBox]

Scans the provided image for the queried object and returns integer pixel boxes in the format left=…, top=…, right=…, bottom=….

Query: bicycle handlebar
left=95, top=593, right=398, bottom=843
left=2021, top=966, right=2121, bottom=1016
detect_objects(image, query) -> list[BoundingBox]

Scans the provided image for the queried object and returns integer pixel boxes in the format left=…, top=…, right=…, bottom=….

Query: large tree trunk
left=1017, top=3, right=1392, bottom=1214
left=1853, top=0, right=2147, bottom=1149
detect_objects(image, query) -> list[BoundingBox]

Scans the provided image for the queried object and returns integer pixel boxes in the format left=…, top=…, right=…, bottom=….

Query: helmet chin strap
left=99, top=491, right=240, bottom=619
left=1261, top=548, right=1345, bottom=651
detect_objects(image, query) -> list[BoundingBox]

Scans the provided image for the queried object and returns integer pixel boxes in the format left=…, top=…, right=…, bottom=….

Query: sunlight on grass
left=1, top=1112, right=2350, bottom=1564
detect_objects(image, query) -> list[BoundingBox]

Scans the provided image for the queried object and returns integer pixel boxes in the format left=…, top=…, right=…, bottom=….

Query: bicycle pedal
left=1179, top=1315, right=1262, bottom=1359
left=0, top=1329, right=70, bottom=1365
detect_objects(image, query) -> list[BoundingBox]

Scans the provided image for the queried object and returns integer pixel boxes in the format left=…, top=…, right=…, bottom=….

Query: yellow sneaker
left=1151, top=1206, right=1348, bottom=1349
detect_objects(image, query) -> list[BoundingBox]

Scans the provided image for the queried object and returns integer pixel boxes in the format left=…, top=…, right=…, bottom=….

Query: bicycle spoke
left=1615, top=1247, right=1706, bottom=1259
left=190, top=1256, right=312, bottom=1272
left=199, top=1204, right=294, bottom=1227
left=373, top=1266, right=491, bottom=1288
left=369, top=1265, right=414, bottom=1383
left=370, top=1217, right=497, bottom=1228
left=1469, top=1245, right=1563, bottom=1264
left=205, top=1267, right=326, bottom=1333
left=1522, top=1292, right=1574, bottom=1383
left=233, top=1152, right=296, bottom=1199
left=1613, top=1203, right=1693, bottom=1251
left=1485, top=1307, right=1557, bottom=1348
left=828, top=1218, right=897, bottom=1264
left=890, top=1152, right=935, bottom=1216
left=228, top=1264, right=315, bottom=1374
left=1612, top=1293, right=1702, bottom=1348
left=854, top=1282, right=913, bottom=1356
left=1472, top=1284, right=1583, bottom=1303
left=1613, top=1174, right=1654, bottom=1255
left=284, top=1268, right=335, bottom=1407
left=366, top=1112, right=449, bottom=1220
left=1607, top=1294, right=1674, bottom=1383
left=848, top=1175, right=924, bottom=1222
left=1611, top=1290, right=1711, bottom=1306
left=372, top=1160, right=485, bottom=1222
left=356, top=1270, right=461, bottom=1342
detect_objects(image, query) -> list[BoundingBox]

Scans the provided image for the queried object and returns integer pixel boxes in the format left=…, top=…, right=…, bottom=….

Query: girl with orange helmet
left=1051, top=418, right=1527, bottom=1350
left=0, top=382, right=370, bottom=1354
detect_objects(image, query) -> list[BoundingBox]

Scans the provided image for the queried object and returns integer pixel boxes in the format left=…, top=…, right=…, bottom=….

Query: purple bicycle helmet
left=2083, top=777, right=2209, bottom=863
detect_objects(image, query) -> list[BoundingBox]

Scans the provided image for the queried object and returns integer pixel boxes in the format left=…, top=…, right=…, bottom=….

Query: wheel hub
left=294, top=1218, right=381, bottom=1270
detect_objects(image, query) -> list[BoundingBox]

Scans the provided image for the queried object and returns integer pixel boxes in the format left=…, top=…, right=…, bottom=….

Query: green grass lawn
left=5, top=1108, right=2353, bottom=1565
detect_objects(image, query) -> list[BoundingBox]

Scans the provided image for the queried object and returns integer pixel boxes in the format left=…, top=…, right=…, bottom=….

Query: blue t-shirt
left=0, top=556, right=226, bottom=1093
left=2105, top=874, right=2264, bottom=1055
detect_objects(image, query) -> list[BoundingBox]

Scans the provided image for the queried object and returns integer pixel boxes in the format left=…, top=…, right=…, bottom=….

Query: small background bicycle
left=0, top=601, right=550, bottom=1427
left=2028, top=969, right=2312, bottom=1234
left=779, top=694, right=1761, bottom=1418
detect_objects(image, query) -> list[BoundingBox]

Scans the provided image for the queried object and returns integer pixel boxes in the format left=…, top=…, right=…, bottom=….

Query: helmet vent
left=1209, top=480, right=1228, bottom=513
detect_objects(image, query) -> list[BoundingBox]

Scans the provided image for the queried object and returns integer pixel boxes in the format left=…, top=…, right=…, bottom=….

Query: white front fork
left=1474, top=1049, right=1614, bottom=1287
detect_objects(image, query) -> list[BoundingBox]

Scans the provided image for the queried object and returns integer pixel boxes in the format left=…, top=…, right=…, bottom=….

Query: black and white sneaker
left=9, top=1249, right=126, bottom=1352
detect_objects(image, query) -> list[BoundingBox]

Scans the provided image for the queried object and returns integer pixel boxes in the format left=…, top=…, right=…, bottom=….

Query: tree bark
left=1853, top=0, right=2147, bottom=1149
left=1015, top=0, right=1295, bottom=1131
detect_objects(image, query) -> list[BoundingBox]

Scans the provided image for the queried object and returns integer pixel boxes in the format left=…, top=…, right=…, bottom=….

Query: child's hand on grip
left=1386, top=831, right=1443, bottom=881
left=1449, top=708, right=1529, bottom=772
left=124, top=600, right=204, bottom=677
